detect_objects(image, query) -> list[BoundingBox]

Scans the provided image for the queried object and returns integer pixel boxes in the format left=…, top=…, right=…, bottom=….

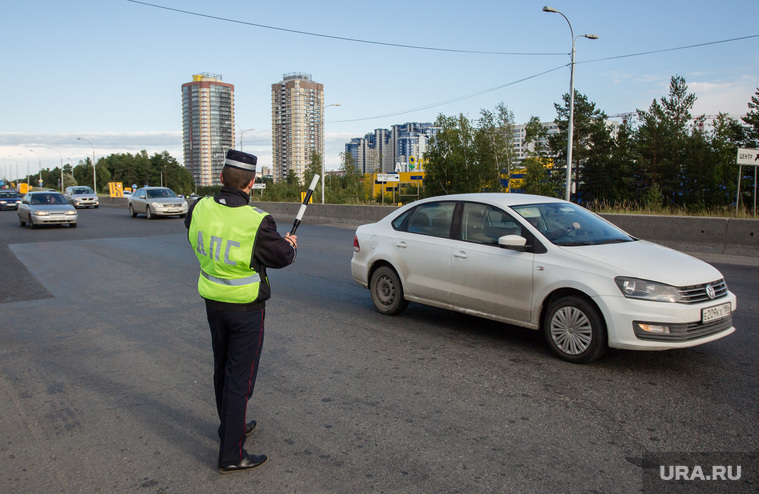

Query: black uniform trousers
left=206, top=304, right=265, bottom=467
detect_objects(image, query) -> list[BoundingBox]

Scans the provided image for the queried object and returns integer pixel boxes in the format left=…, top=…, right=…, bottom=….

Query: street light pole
left=18, top=154, right=29, bottom=191
left=29, top=149, right=42, bottom=188
left=77, top=137, right=96, bottom=193
left=542, top=6, right=598, bottom=202
left=236, top=125, right=255, bottom=151
left=322, top=103, right=342, bottom=204
left=45, top=146, right=64, bottom=191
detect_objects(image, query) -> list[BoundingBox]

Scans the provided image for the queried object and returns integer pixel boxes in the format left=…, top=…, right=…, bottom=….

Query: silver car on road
left=128, top=186, right=188, bottom=219
left=18, top=191, right=78, bottom=228
left=64, top=186, right=99, bottom=208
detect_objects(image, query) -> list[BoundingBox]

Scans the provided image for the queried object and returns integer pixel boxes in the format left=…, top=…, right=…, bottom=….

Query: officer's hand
left=284, top=233, right=297, bottom=249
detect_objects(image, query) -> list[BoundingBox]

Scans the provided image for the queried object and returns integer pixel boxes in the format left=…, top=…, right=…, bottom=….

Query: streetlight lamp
left=45, top=146, right=64, bottom=191
left=77, top=137, right=97, bottom=193
left=322, top=103, right=342, bottom=204
left=542, top=6, right=598, bottom=202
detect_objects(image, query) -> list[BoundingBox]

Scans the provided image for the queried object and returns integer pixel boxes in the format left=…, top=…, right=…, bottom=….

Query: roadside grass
left=586, top=199, right=756, bottom=219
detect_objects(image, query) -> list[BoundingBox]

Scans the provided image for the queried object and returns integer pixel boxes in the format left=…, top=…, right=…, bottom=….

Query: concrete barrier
left=101, top=197, right=758, bottom=257
left=250, top=202, right=758, bottom=258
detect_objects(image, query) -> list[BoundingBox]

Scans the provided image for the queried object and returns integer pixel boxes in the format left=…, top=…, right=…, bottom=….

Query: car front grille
left=634, top=315, right=733, bottom=342
left=677, top=279, right=728, bottom=304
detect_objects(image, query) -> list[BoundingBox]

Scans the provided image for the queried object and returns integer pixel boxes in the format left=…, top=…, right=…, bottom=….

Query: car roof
left=413, top=193, right=566, bottom=208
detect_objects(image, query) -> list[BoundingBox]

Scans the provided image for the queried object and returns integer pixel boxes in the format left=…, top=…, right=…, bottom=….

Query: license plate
left=702, top=302, right=731, bottom=323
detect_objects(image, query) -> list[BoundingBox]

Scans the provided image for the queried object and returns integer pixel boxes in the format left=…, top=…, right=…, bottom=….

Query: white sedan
left=351, top=193, right=737, bottom=363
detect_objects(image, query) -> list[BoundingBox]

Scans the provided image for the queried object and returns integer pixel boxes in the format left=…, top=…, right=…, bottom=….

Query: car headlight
left=151, top=202, right=161, bottom=208
left=615, top=277, right=681, bottom=303
left=65, top=210, right=77, bottom=216
left=182, top=201, right=188, bottom=207
left=33, top=211, right=50, bottom=216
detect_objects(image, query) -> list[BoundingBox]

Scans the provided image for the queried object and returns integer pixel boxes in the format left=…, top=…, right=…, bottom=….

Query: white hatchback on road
left=351, top=193, right=737, bottom=363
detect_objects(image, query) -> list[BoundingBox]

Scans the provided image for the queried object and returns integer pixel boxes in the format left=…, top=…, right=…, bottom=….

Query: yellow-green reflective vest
left=189, top=198, right=268, bottom=304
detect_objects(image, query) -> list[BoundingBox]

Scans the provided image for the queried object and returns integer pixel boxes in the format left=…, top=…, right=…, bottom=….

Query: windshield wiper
left=557, top=241, right=595, bottom=246
left=594, top=238, right=633, bottom=245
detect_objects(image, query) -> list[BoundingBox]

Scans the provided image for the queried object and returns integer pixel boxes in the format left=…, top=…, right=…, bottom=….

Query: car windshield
left=511, top=202, right=634, bottom=246
left=146, top=189, right=177, bottom=199
left=31, top=194, right=68, bottom=205
left=73, top=187, right=93, bottom=194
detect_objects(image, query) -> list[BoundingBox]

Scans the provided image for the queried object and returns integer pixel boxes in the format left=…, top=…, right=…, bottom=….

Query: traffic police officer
left=185, top=149, right=297, bottom=473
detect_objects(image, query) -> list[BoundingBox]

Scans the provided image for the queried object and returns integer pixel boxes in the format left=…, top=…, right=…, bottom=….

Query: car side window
left=404, top=202, right=455, bottom=238
left=461, top=202, right=524, bottom=246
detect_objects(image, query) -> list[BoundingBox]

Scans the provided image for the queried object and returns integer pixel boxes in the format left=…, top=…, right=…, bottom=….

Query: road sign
left=377, top=173, right=400, bottom=182
left=737, top=148, right=759, bottom=166
left=251, top=183, right=266, bottom=189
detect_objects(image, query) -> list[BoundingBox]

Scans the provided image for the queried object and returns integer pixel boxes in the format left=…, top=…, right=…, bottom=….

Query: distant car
left=188, top=193, right=199, bottom=200
left=0, top=190, right=22, bottom=210
left=351, top=193, right=737, bottom=363
left=128, top=186, right=188, bottom=219
left=18, top=191, right=77, bottom=228
left=64, top=186, right=99, bottom=208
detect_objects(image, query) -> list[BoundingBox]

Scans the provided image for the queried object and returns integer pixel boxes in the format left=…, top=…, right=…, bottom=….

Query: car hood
left=562, top=240, right=723, bottom=285
left=71, top=194, right=98, bottom=199
left=31, top=204, right=76, bottom=212
left=151, top=198, right=185, bottom=204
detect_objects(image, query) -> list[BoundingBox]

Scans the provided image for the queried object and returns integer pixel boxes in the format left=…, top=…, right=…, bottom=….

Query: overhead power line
left=126, top=0, right=564, bottom=56
left=330, top=65, right=568, bottom=123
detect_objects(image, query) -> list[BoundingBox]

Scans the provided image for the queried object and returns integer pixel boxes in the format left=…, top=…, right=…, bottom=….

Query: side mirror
left=498, top=234, right=530, bottom=252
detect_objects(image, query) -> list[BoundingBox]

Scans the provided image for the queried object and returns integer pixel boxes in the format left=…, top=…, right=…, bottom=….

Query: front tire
left=146, top=206, right=153, bottom=220
left=543, top=295, right=607, bottom=364
left=129, top=204, right=137, bottom=217
left=370, top=266, right=408, bottom=315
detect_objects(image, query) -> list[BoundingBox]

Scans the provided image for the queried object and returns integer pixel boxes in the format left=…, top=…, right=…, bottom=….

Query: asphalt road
left=0, top=205, right=757, bottom=493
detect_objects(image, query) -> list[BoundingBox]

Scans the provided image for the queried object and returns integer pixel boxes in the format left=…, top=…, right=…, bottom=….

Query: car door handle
left=395, top=241, right=408, bottom=248
left=453, top=251, right=468, bottom=259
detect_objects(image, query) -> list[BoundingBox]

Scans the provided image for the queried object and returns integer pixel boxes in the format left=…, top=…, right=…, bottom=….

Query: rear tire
left=370, top=266, right=408, bottom=315
left=543, top=295, right=607, bottom=364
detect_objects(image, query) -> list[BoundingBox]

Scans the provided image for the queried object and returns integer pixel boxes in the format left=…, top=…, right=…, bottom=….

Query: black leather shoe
left=218, top=453, right=268, bottom=474
left=245, top=420, right=257, bottom=436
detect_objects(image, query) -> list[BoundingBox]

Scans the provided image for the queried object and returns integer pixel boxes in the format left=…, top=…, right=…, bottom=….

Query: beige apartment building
left=182, top=73, right=235, bottom=187
left=271, top=73, right=324, bottom=183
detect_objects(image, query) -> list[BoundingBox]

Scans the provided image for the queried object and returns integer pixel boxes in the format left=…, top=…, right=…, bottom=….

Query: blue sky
left=2, top=0, right=758, bottom=178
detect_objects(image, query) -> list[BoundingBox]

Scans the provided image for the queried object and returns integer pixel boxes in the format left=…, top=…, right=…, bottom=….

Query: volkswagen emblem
left=705, top=284, right=716, bottom=300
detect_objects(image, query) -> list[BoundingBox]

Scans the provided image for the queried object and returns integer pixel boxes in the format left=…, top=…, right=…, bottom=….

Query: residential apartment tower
left=182, top=73, right=235, bottom=187
left=271, top=73, right=324, bottom=183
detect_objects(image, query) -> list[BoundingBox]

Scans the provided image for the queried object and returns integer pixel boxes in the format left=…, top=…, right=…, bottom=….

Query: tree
left=475, top=102, right=516, bottom=192
left=741, top=87, right=759, bottom=147
left=424, top=103, right=516, bottom=197
left=549, top=90, right=611, bottom=202
left=635, top=75, right=696, bottom=206
left=304, top=151, right=321, bottom=191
